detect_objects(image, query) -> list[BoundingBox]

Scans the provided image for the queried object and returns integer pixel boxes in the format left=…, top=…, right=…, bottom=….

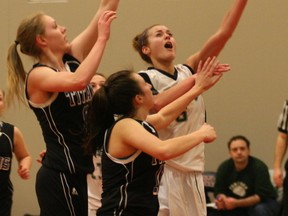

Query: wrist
left=191, top=85, right=204, bottom=96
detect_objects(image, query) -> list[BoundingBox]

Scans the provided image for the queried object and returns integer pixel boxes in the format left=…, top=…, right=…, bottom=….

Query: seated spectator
left=208, top=135, right=280, bottom=216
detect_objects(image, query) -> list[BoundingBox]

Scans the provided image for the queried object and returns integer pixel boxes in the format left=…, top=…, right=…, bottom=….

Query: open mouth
left=164, top=42, right=173, bottom=49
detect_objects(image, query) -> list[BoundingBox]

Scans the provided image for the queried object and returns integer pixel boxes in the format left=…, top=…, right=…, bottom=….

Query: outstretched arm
left=151, top=63, right=230, bottom=113
left=147, top=57, right=228, bottom=130
left=30, top=11, right=116, bottom=93
left=13, top=127, right=31, bottom=180
left=70, top=0, right=120, bottom=61
left=151, top=75, right=195, bottom=113
left=112, top=120, right=216, bottom=161
left=186, top=0, right=247, bottom=70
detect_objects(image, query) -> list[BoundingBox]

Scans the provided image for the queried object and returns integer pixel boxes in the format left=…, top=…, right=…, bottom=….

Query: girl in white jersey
left=133, top=1, right=248, bottom=215
left=6, top=1, right=119, bottom=215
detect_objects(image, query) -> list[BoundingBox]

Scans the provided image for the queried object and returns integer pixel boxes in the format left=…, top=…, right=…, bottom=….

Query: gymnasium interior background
left=1, top=0, right=288, bottom=215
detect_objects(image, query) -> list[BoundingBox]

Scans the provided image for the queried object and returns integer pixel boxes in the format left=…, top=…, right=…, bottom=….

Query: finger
left=216, top=63, right=229, bottom=68
left=216, top=64, right=231, bottom=72
left=197, top=60, right=203, bottom=74
left=210, top=57, right=220, bottom=72
left=205, top=56, right=218, bottom=74
left=201, top=56, right=212, bottom=71
left=105, top=11, right=117, bottom=21
left=213, top=69, right=230, bottom=75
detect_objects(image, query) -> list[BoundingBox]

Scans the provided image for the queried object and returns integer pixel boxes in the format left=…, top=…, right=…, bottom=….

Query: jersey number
left=176, top=111, right=187, bottom=122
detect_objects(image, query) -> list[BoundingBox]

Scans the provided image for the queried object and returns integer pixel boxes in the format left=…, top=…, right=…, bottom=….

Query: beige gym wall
left=1, top=0, right=288, bottom=215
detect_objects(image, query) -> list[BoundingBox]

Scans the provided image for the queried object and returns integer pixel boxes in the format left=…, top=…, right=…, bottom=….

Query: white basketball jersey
left=139, top=64, right=205, bottom=172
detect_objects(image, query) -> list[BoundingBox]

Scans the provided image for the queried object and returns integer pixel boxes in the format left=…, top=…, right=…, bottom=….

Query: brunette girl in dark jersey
left=84, top=57, right=224, bottom=215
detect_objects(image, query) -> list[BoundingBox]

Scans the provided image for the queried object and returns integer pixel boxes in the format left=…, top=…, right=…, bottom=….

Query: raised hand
left=97, top=10, right=117, bottom=41
left=195, top=56, right=230, bottom=92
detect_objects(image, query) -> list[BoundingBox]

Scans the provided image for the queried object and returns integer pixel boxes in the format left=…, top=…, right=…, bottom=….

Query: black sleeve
left=138, top=73, right=159, bottom=95
left=63, top=54, right=81, bottom=72
left=183, top=64, right=195, bottom=75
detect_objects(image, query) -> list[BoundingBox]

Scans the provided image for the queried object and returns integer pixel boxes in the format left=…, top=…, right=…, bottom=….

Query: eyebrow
left=231, top=146, right=246, bottom=150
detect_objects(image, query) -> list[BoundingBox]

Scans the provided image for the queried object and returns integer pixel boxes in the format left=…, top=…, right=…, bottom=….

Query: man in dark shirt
left=209, top=135, right=280, bottom=216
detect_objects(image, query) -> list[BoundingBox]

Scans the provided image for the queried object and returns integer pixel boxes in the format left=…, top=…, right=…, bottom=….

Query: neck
left=152, top=61, right=175, bottom=75
left=39, top=52, right=66, bottom=71
left=133, top=107, right=149, bottom=121
left=234, top=160, right=248, bottom=171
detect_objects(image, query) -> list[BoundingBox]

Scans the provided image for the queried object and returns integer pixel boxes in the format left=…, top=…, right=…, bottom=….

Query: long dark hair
left=84, top=70, right=143, bottom=155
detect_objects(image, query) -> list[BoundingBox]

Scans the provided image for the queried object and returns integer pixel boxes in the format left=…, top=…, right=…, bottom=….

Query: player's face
left=133, top=73, right=154, bottom=109
left=144, top=25, right=176, bottom=64
left=229, top=139, right=250, bottom=165
left=39, top=15, right=69, bottom=53
left=90, top=75, right=106, bottom=93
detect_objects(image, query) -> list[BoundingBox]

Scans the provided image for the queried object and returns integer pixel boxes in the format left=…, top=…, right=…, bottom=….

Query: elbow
left=157, top=154, right=170, bottom=162
left=72, top=78, right=91, bottom=91
left=155, top=147, right=175, bottom=161
left=224, top=31, right=233, bottom=40
left=217, top=30, right=233, bottom=42
left=154, top=120, right=170, bottom=131
left=158, top=153, right=175, bottom=161
left=77, top=81, right=90, bottom=90
left=220, top=30, right=233, bottom=42
left=152, top=115, right=171, bottom=131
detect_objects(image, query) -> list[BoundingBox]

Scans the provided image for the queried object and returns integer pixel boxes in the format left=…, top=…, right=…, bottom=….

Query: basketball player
left=132, top=1, right=248, bottom=215
left=6, top=0, right=119, bottom=215
left=0, top=89, right=31, bottom=216
left=84, top=56, right=226, bottom=215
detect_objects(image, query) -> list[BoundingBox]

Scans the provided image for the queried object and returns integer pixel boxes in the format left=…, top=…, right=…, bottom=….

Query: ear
left=134, top=94, right=144, bottom=105
left=142, top=46, right=150, bottom=55
left=35, top=34, right=47, bottom=47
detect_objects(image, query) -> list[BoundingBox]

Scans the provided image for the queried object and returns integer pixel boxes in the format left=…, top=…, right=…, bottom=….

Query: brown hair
left=84, top=70, right=143, bottom=154
left=227, top=135, right=250, bottom=150
left=132, top=24, right=159, bottom=65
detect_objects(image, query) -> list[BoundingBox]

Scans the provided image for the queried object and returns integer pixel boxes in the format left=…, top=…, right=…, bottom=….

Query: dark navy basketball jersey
left=98, top=119, right=164, bottom=216
left=26, top=54, right=94, bottom=174
left=0, top=121, right=14, bottom=215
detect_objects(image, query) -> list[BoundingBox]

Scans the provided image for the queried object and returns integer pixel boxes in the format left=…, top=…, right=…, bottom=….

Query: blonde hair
left=6, top=12, right=45, bottom=107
